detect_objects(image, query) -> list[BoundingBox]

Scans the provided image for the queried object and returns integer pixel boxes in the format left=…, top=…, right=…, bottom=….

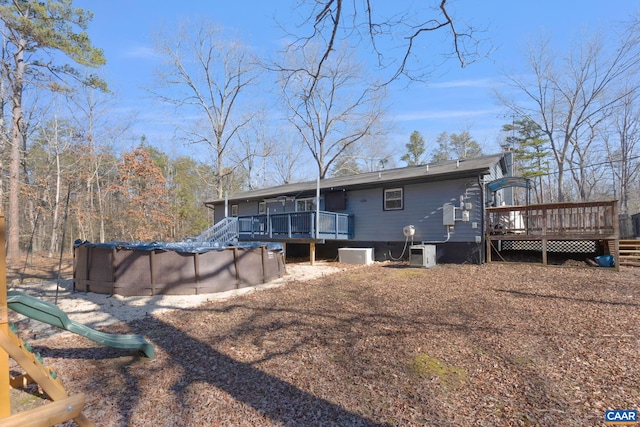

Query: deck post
left=485, top=209, right=492, bottom=263
left=612, top=201, right=620, bottom=271
left=310, top=242, right=316, bottom=266
left=613, top=238, right=620, bottom=271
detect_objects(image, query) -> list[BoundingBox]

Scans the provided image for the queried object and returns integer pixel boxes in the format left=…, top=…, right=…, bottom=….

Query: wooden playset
left=0, top=212, right=94, bottom=426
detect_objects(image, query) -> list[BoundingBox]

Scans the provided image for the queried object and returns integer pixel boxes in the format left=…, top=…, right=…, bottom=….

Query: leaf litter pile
left=15, top=263, right=640, bottom=426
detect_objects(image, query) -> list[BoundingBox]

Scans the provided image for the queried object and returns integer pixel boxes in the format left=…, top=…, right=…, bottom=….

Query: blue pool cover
left=74, top=240, right=284, bottom=254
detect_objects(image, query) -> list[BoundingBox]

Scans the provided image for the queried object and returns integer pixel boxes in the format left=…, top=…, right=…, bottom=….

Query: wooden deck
left=485, top=201, right=619, bottom=269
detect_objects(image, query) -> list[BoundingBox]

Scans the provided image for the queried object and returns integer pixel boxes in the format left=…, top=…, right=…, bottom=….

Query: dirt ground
left=5, top=251, right=75, bottom=282
left=4, top=255, right=640, bottom=426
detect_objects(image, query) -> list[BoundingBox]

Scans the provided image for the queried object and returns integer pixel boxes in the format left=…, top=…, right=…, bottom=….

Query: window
left=325, top=191, right=346, bottom=210
left=295, top=198, right=317, bottom=212
left=384, top=188, right=403, bottom=210
left=231, top=204, right=239, bottom=217
left=258, top=202, right=266, bottom=214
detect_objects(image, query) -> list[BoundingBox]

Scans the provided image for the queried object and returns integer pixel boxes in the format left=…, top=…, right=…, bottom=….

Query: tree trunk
left=96, top=173, right=106, bottom=242
left=48, top=145, right=62, bottom=257
left=7, top=40, right=26, bottom=259
left=556, top=167, right=564, bottom=202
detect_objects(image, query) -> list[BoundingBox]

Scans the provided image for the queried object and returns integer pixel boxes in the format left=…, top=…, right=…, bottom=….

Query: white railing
left=195, top=217, right=239, bottom=244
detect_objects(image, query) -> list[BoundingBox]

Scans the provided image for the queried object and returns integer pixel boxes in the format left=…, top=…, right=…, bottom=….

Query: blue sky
left=74, top=0, right=640, bottom=164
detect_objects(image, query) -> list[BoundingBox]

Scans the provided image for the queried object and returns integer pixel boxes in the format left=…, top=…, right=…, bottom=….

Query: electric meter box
left=409, top=245, right=436, bottom=268
left=443, top=203, right=456, bottom=226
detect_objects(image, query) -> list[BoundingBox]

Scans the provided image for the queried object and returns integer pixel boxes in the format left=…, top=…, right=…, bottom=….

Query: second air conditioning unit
left=409, top=244, right=436, bottom=268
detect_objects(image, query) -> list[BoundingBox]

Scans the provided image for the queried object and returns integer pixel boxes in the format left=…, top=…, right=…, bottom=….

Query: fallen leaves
left=11, top=262, right=640, bottom=426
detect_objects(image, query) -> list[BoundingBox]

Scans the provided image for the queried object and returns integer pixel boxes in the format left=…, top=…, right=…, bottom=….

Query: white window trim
left=384, top=188, right=403, bottom=211
left=295, top=197, right=318, bottom=212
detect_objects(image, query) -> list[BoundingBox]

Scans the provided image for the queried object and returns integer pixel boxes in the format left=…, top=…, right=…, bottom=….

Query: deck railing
left=194, top=216, right=238, bottom=243
left=237, top=211, right=353, bottom=240
left=486, top=200, right=618, bottom=238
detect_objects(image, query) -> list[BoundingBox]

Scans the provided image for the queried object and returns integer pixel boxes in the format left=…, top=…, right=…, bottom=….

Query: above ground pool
left=73, top=240, right=285, bottom=296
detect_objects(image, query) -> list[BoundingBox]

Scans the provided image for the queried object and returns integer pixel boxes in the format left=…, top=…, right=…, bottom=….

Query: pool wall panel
left=73, top=243, right=285, bottom=296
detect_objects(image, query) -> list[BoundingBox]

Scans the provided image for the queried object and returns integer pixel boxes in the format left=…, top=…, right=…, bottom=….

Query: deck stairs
left=195, top=217, right=238, bottom=244
left=619, top=239, right=640, bottom=267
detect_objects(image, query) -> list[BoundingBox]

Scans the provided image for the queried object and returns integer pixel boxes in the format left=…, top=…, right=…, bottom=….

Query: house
left=203, top=152, right=514, bottom=264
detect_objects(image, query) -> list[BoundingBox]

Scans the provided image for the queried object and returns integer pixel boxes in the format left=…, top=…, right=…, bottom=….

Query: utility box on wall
left=409, top=245, right=436, bottom=268
left=443, top=203, right=455, bottom=226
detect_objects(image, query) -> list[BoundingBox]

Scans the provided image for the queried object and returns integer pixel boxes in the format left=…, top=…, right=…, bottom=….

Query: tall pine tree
left=0, top=0, right=106, bottom=258
left=401, top=130, right=426, bottom=166
left=431, top=131, right=482, bottom=162
left=502, top=118, right=551, bottom=203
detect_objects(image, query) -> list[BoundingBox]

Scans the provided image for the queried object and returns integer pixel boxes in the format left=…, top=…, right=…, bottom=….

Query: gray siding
left=213, top=199, right=298, bottom=222
left=204, top=153, right=511, bottom=263
left=485, top=161, right=509, bottom=207
left=212, top=176, right=487, bottom=244
left=344, top=177, right=483, bottom=243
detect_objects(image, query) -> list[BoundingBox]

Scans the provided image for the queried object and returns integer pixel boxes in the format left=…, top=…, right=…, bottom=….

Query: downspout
left=315, top=175, right=320, bottom=239
left=478, top=172, right=485, bottom=264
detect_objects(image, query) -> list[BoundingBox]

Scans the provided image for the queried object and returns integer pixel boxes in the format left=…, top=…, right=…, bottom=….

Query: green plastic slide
left=7, top=290, right=154, bottom=358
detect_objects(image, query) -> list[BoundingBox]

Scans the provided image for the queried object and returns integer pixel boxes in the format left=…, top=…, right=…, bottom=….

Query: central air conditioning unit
left=409, top=244, right=436, bottom=268
left=338, top=248, right=374, bottom=265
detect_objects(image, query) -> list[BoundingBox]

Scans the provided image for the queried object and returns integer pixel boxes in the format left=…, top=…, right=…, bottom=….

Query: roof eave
left=207, top=165, right=495, bottom=206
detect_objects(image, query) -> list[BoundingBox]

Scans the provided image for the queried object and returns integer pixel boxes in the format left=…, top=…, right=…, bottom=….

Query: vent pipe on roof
left=456, top=160, right=460, bottom=168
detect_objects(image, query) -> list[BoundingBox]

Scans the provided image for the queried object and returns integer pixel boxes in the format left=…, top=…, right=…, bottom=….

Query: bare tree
left=67, top=84, right=131, bottom=243
left=35, top=113, right=72, bottom=257
left=332, top=133, right=396, bottom=175
left=604, top=88, right=640, bottom=214
left=279, top=43, right=387, bottom=178
left=567, top=117, right=609, bottom=201
left=358, top=145, right=396, bottom=173
left=499, top=24, right=640, bottom=202
left=230, top=109, right=277, bottom=190
left=271, top=129, right=307, bottom=185
left=283, top=0, right=486, bottom=86
left=152, top=19, right=259, bottom=198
